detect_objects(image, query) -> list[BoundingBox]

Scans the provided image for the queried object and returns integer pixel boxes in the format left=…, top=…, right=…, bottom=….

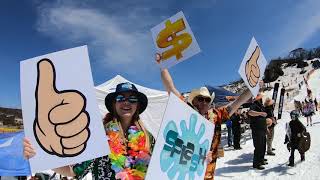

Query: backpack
left=298, top=131, right=311, bottom=153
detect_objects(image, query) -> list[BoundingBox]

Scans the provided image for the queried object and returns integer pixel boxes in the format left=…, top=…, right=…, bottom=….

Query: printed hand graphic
left=33, top=59, right=90, bottom=157
left=245, top=46, right=261, bottom=88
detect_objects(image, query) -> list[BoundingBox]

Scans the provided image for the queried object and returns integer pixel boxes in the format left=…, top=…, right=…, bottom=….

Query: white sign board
left=151, top=11, right=201, bottom=69
left=20, top=46, right=110, bottom=173
left=238, top=37, right=267, bottom=97
left=145, top=94, right=214, bottom=180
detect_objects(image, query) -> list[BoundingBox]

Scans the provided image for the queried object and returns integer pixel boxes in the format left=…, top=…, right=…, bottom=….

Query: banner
left=0, top=131, right=30, bottom=176
left=20, top=46, right=110, bottom=173
left=238, top=37, right=267, bottom=97
left=151, top=11, right=201, bottom=69
left=272, top=82, right=279, bottom=103
left=145, top=94, right=214, bottom=180
left=278, top=88, right=286, bottom=119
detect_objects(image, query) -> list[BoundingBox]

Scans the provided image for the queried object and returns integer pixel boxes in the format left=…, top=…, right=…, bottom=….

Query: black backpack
left=298, top=131, right=311, bottom=153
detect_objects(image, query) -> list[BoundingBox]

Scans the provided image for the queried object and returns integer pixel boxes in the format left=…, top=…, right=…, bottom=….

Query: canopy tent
left=95, top=77, right=242, bottom=136
left=95, top=75, right=169, bottom=137
left=205, top=85, right=239, bottom=107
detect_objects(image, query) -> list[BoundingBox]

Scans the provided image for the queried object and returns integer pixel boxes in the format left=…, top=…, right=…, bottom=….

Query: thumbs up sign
left=34, top=59, right=90, bottom=157
left=245, top=46, right=261, bottom=88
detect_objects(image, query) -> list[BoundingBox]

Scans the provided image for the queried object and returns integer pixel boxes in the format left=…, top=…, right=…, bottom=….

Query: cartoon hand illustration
left=160, top=114, right=209, bottom=180
left=34, top=59, right=90, bottom=157
left=245, top=46, right=261, bottom=88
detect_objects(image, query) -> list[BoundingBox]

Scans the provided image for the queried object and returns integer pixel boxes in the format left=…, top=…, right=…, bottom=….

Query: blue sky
left=1, top=0, right=320, bottom=108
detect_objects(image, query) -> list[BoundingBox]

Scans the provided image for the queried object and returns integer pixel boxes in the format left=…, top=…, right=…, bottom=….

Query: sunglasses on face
left=115, top=95, right=138, bottom=104
left=196, top=96, right=211, bottom=103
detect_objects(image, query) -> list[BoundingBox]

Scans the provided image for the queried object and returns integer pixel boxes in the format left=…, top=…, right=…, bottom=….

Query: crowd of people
left=223, top=87, right=313, bottom=171
left=22, top=69, right=315, bottom=179
left=23, top=66, right=253, bottom=180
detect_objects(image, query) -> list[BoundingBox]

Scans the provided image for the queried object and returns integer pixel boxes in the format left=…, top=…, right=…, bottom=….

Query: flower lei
left=106, top=120, right=151, bottom=180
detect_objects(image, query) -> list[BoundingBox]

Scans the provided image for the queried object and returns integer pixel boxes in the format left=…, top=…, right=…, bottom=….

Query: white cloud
left=271, top=0, right=320, bottom=57
left=36, top=2, right=159, bottom=74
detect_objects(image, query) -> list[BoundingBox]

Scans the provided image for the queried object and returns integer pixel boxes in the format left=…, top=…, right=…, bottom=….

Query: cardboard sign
left=20, top=46, right=110, bottom=173
left=151, top=11, right=201, bottom=69
left=145, top=94, right=214, bottom=180
left=238, top=37, right=267, bottom=97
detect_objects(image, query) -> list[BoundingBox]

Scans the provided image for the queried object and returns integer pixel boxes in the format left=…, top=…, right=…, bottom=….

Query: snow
left=215, top=68, right=320, bottom=180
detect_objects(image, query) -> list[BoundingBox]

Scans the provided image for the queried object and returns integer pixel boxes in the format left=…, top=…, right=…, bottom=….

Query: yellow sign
left=151, top=11, right=201, bottom=69
left=156, top=19, right=192, bottom=61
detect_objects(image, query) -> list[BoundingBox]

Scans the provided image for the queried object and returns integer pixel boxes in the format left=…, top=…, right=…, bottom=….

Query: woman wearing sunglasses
left=23, top=82, right=154, bottom=180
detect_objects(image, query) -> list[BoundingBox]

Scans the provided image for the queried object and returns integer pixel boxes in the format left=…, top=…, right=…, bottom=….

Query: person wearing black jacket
left=285, top=110, right=306, bottom=167
left=231, top=109, right=242, bottom=150
left=248, top=93, right=268, bottom=170
left=264, top=98, right=276, bottom=156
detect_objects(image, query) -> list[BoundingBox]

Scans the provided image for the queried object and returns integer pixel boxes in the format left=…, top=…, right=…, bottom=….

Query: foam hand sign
left=238, top=37, right=267, bottom=97
left=245, top=46, right=261, bottom=88
left=151, top=11, right=201, bottom=69
left=34, top=59, right=90, bottom=157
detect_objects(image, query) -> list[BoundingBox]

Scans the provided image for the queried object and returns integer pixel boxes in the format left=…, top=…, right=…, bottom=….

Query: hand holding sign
left=34, top=59, right=90, bottom=157
left=245, top=46, right=261, bottom=88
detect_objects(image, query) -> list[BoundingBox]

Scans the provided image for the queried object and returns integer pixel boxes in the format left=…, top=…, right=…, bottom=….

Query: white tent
left=95, top=75, right=168, bottom=138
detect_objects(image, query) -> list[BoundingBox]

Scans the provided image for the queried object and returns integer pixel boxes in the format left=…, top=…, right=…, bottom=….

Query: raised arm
left=52, top=166, right=76, bottom=177
left=248, top=110, right=267, bottom=117
left=227, top=89, right=252, bottom=116
left=161, top=68, right=181, bottom=97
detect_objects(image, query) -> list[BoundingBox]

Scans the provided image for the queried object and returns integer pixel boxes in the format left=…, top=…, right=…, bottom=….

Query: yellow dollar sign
left=156, top=18, right=192, bottom=61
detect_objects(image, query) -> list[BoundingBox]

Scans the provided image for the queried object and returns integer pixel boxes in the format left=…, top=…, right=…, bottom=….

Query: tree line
left=263, top=47, right=320, bottom=83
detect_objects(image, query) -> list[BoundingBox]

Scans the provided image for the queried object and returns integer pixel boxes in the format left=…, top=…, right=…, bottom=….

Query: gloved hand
left=287, top=143, right=291, bottom=152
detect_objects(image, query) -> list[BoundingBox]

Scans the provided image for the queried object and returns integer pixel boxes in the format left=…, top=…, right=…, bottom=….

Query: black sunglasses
left=115, top=95, right=138, bottom=104
left=196, top=96, right=211, bottom=103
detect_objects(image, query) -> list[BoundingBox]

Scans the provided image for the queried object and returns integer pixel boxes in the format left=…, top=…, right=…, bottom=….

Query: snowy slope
left=215, top=69, right=320, bottom=180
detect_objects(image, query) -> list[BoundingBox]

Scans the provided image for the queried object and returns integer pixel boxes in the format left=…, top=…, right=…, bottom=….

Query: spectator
left=24, top=82, right=155, bottom=179
left=284, top=110, right=306, bottom=167
left=226, top=119, right=233, bottom=147
left=231, top=109, right=242, bottom=150
left=160, top=68, right=252, bottom=180
left=248, top=92, right=268, bottom=170
left=264, top=98, right=276, bottom=156
left=303, top=98, right=315, bottom=126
